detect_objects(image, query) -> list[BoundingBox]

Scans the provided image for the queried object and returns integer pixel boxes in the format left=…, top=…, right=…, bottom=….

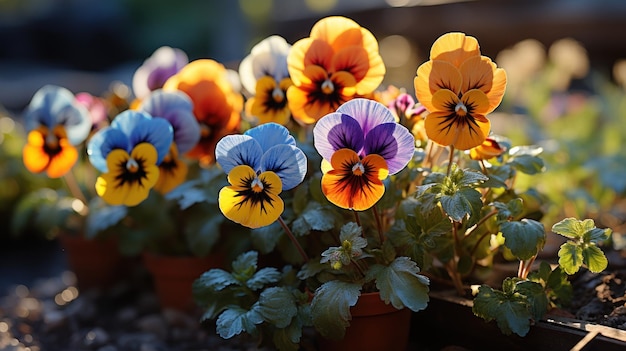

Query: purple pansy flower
left=132, top=46, right=189, bottom=101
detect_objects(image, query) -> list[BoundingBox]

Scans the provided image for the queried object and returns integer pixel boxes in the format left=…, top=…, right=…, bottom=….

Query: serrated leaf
left=216, top=307, right=252, bottom=339
left=459, top=168, right=489, bottom=186
left=515, top=280, right=549, bottom=321
left=311, top=281, right=361, bottom=340
left=582, top=245, right=609, bottom=273
left=302, top=203, right=335, bottom=231
left=232, top=251, right=258, bottom=276
left=247, top=267, right=282, bottom=290
left=440, top=188, right=482, bottom=222
left=585, top=228, right=611, bottom=244
left=255, top=287, right=298, bottom=328
left=472, top=285, right=532, bottom=336
left=290, top=217, right=311, bottom=237
left=193, top=269, right=239, bottom=292
left=552, top=217, right=593, bottom=239
left=368, top=257, right=430, bottom=312
left=558, top=242, right=583, bottom=275
left=500, top=219, right=545, bottom=260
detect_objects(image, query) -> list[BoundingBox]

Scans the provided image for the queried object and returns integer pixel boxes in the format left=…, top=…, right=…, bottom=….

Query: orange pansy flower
left=414, top=32, right=507, bottom=150
left=163, top=59, right=243, bottom=166
left=287, top=16, right=385, bottom=124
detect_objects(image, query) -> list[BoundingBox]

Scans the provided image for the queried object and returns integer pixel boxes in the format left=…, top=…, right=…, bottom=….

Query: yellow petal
left=460, top=56, right=507, bottom=113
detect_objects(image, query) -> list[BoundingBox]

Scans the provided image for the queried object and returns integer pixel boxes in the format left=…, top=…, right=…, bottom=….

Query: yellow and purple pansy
left=87, top=110, right=173, bottom=206
left=22, top=85, right=92, bottom=178
left=215, top=123, right=307, bottom=229
left=239, top=35, right=293, bottom=125
left=138, top=89, right=201, bottom=194
left=313, top=98, right=415, bottom=211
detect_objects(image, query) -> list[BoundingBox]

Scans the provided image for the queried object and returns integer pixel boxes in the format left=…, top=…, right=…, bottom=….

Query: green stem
left=446, top=145, right=455, bottom=176
left=468, top=209, right=499, bottom=256
left=353, top=210, right=361, bottom=228
left=350, top=257, right=367, bottom=278
left=278, top=216, right=309, bottom=262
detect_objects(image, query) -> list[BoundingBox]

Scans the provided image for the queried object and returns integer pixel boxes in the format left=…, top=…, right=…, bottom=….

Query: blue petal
left=260, top=144, right=307, bottom=191
left=129, top=117, right=174, bottom=165
left=313, top=112, right=364, bottom=162
left=364, top=122, right=415, bottom=175
left=244, top=122, right=295, bottom=153
left=139, top=90, right=200, bottom=153
left=215, top=134, right=263, bottom=174
left=336, top=98, right=395, bottom=136
left=24, top=85, right=91, bottom=145
left=87, top=128, right=130, bottom=172
left=110, top=110, right=152, bottom=136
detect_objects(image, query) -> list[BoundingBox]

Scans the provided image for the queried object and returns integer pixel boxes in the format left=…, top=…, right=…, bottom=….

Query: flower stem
left=278, top=216, right=309, bottom=262
left=353, top=210, right=361, bottom=227
left=446, top=145, right=455, bottom=176
left=62, top=170, right=88, bottom=205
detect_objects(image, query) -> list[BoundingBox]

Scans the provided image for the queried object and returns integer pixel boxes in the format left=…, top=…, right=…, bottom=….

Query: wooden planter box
left=410, top=290, right=626, bottom=351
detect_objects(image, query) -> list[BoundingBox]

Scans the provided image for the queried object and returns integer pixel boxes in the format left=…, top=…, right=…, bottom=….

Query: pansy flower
left=87, top=110, right=173, bottom=206
left=469, top=136, right=506, bottom=161
left=132, top=46, right=189, bottom=101
left=75, top=92, right=108, bottom=132
left=239, top=35, right=293, bottom=125
left=414, top=32, right=507, bottom=150
left=22, top=85, right=92, bottom=178
left=286, top=16, right=386, bottom=125
left=163, top=59, right=243, bottom=166
left=138, top=89, right=201, bottom=193
left=215, top=123, right=307, bottom=228
left=313, top=98, right=414, bottom=211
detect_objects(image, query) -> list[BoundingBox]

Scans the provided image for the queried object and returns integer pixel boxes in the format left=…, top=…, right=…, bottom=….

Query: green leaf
left=545, top=266, right=573, bottom=305
left=515, top=280, right=549, bottom=321
left=458, top=168, right=489, bottom=186
left=290, top=217, right=311, bottom=237
left=440, top=188, right=482, bottom=222
left=368, top=257, right=430, bottom=312
left=558, top=242, right=584, bottom=275
left=552, top=217, right=594, bottom=239
left=500, top=219, right=545, bottom=260
left=472, top=285, right=532, bottom=336
left=508, top=154, right=545, bottom=174
left=247, top=267, right=282, bottom=290
left=184, top=208, right=223, bottom=257
left=582, top=245, right=609, bottom=273
left=216, top=307, right=261, bottom=339
left=255, top=287, right=298, bottom=328
left=311, top=281, right=361, bottom=340
left=230, top=251, right=259, bottom=283
left=585, top=228, right=612, bottom=244
left=250, top=222, right=284, bottom=253
left=302, top=203, right=336, bottom=232
left=86, top=201, right=127, bottom=239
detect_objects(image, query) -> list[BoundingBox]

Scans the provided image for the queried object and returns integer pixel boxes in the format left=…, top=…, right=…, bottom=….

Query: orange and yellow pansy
left=414, top=32, right=507, bottom=150
left=287, top=16, right=385, bottom=125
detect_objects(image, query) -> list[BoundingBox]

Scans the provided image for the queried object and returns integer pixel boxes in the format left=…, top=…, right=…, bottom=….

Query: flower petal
left=313, top=112, right=364, bottom=162
left=121, top=112, right=173, bottom=164
left=46, top=138, right=78, bottom=178
left=322, top=149, right=388, bottom=211
left=260, top=144, right=307, bottom=191
left=139, top=89, right=200, bottom=154
left=459, top=56, right=507, bottom=113
left=363, top=122, right=414, bottom=175
left=429, top=32, right=481, bottom=67
left=245, top=122, right=296, bottom=151
left=154, top=144, right=188, bottom=194
left=414, top=60, right=463, bottom=112
left=336, top=98, right=395, bottom=136
left=215, top=134, right=263, bottom=174
left=87, top=127, right=130, bottom=173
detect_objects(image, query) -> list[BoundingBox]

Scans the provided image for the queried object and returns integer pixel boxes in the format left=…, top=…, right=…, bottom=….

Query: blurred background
left=1, top=0, right=626, bottom=113
left=2, top=0, right=626, bottom=287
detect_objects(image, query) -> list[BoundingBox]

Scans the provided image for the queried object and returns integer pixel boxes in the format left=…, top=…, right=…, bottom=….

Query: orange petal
left=459, top=56, right=507, bottom=113
left=430, top=32, right=481, bottom=67
left=414, top=60, right=462, bottom=112
left=461, top=89, right=491, bottom=116
left=46, top=139, right=78, bottom=178
left=288, top=39, right=333, bottom=86
left=430, top=89, right=460, bottom=112
left=333, top=46, right=385, bottom=95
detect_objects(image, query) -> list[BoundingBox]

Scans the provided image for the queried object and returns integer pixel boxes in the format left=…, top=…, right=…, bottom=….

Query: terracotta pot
left=317, top=291, right=412, bottom=351
left=58, top=233, right=124, bottom=290
left=142, top=252, right=224, bottom=312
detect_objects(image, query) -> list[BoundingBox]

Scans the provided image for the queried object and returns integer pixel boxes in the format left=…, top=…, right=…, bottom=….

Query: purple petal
left=313, top=112, right=364, bottom=162
left=336, top=98, right=395, bottom=136
left=364, top=123, right=415, bottom=175
left=140, top=90, right=200, bottom=153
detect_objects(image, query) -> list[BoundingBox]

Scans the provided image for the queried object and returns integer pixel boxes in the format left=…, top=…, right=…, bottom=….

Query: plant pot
left=142, top=252, right=224, bottom=312
left=411, top=290, right=626, bottom=350
left=58, top=233, right=125, bottom=290
left=317, top=291, right=412, bottom=351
